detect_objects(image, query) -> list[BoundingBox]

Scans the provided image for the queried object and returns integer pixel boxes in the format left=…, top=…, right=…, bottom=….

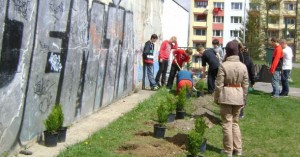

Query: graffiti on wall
left=0, top=0, right=134, bottom=153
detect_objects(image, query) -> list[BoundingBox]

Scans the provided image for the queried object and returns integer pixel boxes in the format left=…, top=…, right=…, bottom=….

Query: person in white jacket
left=279, top=39, right=293, bottom=96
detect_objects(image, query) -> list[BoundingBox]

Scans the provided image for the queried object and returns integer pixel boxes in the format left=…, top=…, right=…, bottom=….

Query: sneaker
left=271, top=95, right=279, bottom=98
left=220, top=150, right=232, bottom=157
left=233, top=150, right=242, bottom=156
left=151, top=86, right=159, bottom=91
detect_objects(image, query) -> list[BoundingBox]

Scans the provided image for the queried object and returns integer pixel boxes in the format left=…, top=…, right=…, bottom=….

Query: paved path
left=253, top=82, right=300, bottom=97
left=293, top=63, right=300, bottom=68
left=16, top=90, right=155, bottom=157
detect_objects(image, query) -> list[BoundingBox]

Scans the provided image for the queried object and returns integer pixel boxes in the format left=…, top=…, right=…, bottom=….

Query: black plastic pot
left=58, top=127, right=67, bottom=142
left=199, top=138, right=207, bottom=153
left=44, top=131, right=58, bottom=147
left=176, top=110, right=185, bottom=119
left=187, top=155, right=204, bottom=157
left=153, top=124, right=166, bottom=138
left=197, top=91, right=204, bottom=97
left=167, top=113, right=176, bottom=123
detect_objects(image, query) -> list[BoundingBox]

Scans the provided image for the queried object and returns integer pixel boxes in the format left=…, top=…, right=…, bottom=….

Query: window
left=214, top=2, right=224, bottom=10
left=284, top=18, right=295, bottom=25
left=231, top=16, right=242, bottom=24
left=194, top=29, right=206, bottom=36
left=231, top=2, right=242, bottom=10
left=284, top=3, right=296, bottom=11
left=194, top=14, right=207, bottom=22
left=284, top=30, right=295, bottom=39
left=195, top=1, right=208, bottom=8
left=268, top=16, right=279, bottom=24
left=268, top=31, right=279, bottom=38
left=230, top=30, right=241, bottom=37
left=193, top=42, right=206, bottom=48
left=213, top=30, right=223, bottom=37
left=268, top=3, right=279, bottom=10
left=213, top=16, right=224, bottom=23
left=250, top=3, right=260, bottom=11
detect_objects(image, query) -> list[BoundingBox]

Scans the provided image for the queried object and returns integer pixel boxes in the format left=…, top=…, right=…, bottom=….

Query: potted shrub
left=195, top=117, right=207, bottom=153
left=176, top=86, right=187, bottom=119
left=153, top=103, right=169, bottom=138
left=187, top=130, right=202, bottom=157
left=166, top=93, right=176, bottom=122
left=195, top=79, right=205, bottom=97
left=43, top=105, right=60, bottom=147
left=56, top=104, right=67, bottom=143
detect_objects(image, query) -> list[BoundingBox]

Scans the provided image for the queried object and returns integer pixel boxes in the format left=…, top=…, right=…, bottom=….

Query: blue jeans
left=281, top=70, right=291, bottom=95
left=144, top=63, right=157, bottom=87
left=271, top=70, right=281, bottom=96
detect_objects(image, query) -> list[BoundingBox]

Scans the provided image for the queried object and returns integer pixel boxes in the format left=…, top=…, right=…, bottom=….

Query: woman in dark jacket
left=238, top=43, right=255, bottom=118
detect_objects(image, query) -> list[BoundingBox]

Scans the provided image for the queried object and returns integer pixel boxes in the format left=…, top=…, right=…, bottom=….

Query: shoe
left=279, top=93, right=288, bottom=97
left=151, top=86, right=159, bottom=91
left=270, top=92, right=275, bottom=96
left=233, top=150, right=242, bottom=156
left=271, top=95, right=279, bottom=98
left=220, top=150, right=232, bottom=157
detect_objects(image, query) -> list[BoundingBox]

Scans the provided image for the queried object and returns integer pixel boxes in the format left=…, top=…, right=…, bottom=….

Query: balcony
left=192, top=36, right=207, bottom=42
left=193, top=8, right=208, bottom=14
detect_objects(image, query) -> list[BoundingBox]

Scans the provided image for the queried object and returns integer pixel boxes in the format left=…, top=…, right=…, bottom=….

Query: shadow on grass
left=206, top=143, right=222, bottom=154
left=165, top=133, right=187, bottom=148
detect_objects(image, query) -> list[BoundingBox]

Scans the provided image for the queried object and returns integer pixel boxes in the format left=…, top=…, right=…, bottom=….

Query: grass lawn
left=290, top=67, right=300, bottom=88
left=58, top=89, right=300, bottom=157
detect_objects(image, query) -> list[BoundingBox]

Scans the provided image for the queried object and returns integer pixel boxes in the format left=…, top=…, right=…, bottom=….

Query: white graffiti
left=48, top=52, right=62, bottom=72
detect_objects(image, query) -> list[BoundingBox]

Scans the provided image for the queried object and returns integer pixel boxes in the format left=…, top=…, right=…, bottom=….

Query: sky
left=173, top=0, right=190, bottom=11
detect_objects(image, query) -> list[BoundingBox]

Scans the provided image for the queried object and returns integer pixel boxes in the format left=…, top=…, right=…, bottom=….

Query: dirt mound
left=116, top=95, right=220, bottom=157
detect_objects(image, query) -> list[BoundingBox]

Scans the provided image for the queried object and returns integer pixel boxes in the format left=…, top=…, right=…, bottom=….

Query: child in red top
left=155, top=36, right=178, bottom=86
left=166, top=48, right=193, bottom=89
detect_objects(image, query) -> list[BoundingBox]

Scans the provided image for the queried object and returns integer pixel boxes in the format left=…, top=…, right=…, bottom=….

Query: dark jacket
left=202, top=48, right=220, bottom=70
left=143, top=41, right=154, bottom=64
left=239, top=52, right=255, bottom=85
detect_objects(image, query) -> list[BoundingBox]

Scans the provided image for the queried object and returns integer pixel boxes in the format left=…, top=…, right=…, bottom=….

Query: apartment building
left=189, top=0, right=249, bottom=49
left=253, top=0, right=298, bottom=45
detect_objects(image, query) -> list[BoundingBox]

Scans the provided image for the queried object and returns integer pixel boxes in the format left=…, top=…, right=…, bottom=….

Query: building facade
left=189, top=0, right=249, bottom=49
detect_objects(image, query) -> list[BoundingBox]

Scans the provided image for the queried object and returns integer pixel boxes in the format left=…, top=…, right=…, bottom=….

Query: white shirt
left=282, top=46, right=293, bottom=70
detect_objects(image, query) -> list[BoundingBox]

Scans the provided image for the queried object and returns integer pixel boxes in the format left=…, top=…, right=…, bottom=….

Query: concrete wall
left=0, top=0, right=189, bottom=154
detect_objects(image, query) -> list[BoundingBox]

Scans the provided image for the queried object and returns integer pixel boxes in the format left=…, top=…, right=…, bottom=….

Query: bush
left=176, top=85, right=187, bottom=111
left=55, top=104, right=64, bottom=128
left=195, top=79, right=205, bottom=91
left=195, top=117, right=206, bottom=137
left=166, top=93, right=176, bottom=113
left=157, top=103, right=169, bottom=125
left=187, top=130, right=202, bottom=157
left=44, top=105, right=60, bottom=133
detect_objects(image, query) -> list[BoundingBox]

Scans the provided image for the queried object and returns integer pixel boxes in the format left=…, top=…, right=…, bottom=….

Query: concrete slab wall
left=0, top=0, right=188, bottom=154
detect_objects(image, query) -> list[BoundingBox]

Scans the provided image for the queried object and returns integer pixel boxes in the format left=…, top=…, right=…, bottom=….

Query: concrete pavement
left=253, top=82, right=300, bottom=97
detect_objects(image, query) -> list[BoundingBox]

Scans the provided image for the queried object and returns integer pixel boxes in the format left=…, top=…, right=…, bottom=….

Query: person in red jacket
left=269, top=37, right=283, bottom=97
left=155, top=36, right=178, bottom=86
left=166, top=48, right=192, bottom=89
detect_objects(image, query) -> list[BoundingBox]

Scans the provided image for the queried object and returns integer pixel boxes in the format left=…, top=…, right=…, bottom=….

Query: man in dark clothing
left=197, top=46, right=220, bottom=94
left=142, top=34, right=159, bottom=90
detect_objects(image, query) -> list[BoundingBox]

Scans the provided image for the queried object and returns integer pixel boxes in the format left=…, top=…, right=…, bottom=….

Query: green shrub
left=195, top=79, right=205, bottom=91
left=55, top=104, right=64, bottom=128
left=187, top=130, right=202, bottom=157
left=166, top=93, right=176, bottom=113
left=44, top=105, right=60, bottom=133
left=177, top=85, right=187, bottom=111
left=195, top=117, right=206, bottom=137
left=157, top=103, right=169, bottom=125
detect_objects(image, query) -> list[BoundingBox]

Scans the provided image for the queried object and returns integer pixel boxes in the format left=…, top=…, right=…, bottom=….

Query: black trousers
left=167, top=64, right=180, bottom=89
left=207, top=68, right=219, bottom=93
left=155, top=60, right=169, bottom=86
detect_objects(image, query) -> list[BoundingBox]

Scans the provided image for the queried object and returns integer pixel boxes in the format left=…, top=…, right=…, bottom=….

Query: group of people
left=142, top=34, right=193, bottom=93
left=269, top=37, right=294, bottom=98
left=142, top=34, right=293, bottom=157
